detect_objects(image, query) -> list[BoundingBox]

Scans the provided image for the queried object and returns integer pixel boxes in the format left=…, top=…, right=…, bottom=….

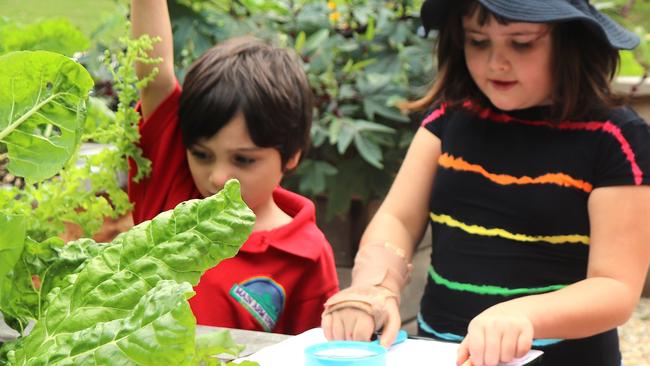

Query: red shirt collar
left=240, top=187, right=325, bottom=261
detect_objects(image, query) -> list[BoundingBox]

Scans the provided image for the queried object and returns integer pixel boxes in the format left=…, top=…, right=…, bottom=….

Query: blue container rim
left=305, top=340, right=387, bottom=362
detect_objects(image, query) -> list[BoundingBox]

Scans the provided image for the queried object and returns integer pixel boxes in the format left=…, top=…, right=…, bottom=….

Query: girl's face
left=186, top=112, right=298, bottom=214
left=462, top=12, right=553, bottom=111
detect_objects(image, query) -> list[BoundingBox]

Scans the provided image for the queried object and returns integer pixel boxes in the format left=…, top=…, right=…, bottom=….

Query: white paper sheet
left=236, top=328, right=543, bottom=366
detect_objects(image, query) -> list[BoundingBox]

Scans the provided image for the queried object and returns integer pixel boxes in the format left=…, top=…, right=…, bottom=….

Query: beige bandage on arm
left=322, top=242, right=413, bottom=327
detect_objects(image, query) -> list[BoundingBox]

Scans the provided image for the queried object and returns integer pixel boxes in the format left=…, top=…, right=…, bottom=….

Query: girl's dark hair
left=402, top=0, right=622, bottom=121
left=179, top=36, right=313, bottom=167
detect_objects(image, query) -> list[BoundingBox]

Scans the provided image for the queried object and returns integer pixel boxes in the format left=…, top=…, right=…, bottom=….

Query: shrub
left=168, top=0, right=434, bottom=216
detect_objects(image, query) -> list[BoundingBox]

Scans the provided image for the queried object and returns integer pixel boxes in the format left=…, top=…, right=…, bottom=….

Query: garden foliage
left=169, top=0, right=650, bottom=216
left=167, top=0, right=434, bottom=216
left=0, top=51, right=93, bottom=183
left=0, top=17, right=259, bottom=366
left=0, top=180, right=256, bottom=365
left=596, top=0, right=650, bottom=79
left=0, top=18, right=150, bottom=242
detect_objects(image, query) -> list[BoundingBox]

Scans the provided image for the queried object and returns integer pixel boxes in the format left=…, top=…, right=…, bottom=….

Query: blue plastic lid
left=305, top=340, right=387, bottom=366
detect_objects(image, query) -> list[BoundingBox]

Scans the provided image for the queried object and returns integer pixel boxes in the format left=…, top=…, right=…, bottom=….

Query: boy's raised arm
left=131, top=0, right=176, bottom=119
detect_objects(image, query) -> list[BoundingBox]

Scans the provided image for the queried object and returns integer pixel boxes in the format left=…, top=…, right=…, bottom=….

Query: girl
left=321, top=1, right=650, bottom=365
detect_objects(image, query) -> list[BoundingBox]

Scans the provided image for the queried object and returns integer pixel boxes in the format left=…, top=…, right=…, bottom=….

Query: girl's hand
left=321, top=297, right=401, bottom=347
left=322, top=306, right=375, bottom=342
left=456, top=311, right=533, bottom=366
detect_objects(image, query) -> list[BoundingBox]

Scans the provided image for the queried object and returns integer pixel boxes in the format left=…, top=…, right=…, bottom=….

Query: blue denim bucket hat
left=420, top=0, right=640, bottom=50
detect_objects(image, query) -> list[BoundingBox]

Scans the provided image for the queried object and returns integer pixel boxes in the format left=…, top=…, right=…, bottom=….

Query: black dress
left=417, top=101, right=650, bottom=366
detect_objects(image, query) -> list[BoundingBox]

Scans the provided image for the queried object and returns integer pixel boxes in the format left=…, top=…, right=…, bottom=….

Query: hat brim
left=420, top=0, right=639, bottom=50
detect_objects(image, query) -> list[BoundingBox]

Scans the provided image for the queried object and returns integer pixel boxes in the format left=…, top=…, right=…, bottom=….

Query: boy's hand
left=456, top=310, right=533, bottom=366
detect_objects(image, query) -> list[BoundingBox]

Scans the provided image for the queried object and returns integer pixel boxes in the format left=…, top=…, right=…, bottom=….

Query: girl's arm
left=359, top=127, right=441, bottom=265
left=130, top=0, right=176, bottom=119
left=458, top=185, right=650, bottom=366
left=322, top=127, right=441, bottom=346
left=529, top=185, right=650, bottom=337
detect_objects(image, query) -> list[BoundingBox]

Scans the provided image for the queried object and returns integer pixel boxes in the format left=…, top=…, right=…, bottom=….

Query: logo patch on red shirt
left=229, top=277, right=286, bottom=331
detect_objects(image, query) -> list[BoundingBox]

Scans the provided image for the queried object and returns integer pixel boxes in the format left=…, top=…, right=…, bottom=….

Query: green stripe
left=428, top=265, right=567, bottom=296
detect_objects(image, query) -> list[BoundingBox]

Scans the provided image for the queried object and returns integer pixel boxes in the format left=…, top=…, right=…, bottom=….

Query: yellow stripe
left=430, top=213, right=589, bottom=245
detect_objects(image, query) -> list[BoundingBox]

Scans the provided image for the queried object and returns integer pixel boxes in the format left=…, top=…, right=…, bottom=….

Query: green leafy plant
left=0, top=18, right=89, bottom=57
left=167, top=0, right=433, bottom=217
left=0, top=17, right=260, bottom=366
left=0, top=180, right=256, bottom=365
left=0, top=50, right=92, bottom=183
left=0, top=18, right=151, bottom=242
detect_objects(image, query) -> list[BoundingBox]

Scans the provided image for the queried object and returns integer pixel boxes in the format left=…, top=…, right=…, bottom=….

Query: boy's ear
left=283, top=150, right=302, bottom=172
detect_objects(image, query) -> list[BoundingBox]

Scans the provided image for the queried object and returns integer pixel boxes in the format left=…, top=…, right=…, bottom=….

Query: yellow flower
left=327, top=1, right=337, bottom=10
left=329, top=11, right=341, bottom=22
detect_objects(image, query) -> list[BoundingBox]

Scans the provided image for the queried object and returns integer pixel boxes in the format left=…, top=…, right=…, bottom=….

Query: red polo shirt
left=128, top=83, right=339, bottom=334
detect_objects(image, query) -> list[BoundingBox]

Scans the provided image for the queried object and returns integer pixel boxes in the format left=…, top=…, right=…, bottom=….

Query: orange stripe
left=439, top=153, right=593, bottom=193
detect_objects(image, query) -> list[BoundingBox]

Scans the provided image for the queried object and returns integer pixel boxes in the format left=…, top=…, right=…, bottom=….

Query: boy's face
left=186, top=112, right=299, bottom=214
left=462, top=13, right=553, bottom=111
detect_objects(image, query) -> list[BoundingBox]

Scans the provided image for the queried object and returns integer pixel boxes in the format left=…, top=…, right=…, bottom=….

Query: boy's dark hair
left=402, top=0, right=622, bottom=121
left=179, top=36, right=313, bottom=167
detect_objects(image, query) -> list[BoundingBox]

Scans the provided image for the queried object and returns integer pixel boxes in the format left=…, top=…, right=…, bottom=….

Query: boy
left=129, top=0, right=339, bottom=334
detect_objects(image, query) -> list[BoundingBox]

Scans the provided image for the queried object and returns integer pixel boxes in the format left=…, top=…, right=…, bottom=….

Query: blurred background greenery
left=1, top=0, right=648, bottom=219
left=0, top=0, right=119, bottom=35
left=596, top=0, right=650, bottom=76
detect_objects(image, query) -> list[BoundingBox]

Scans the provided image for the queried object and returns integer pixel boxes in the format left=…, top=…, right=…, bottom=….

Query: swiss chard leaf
left=0, top=237, right=103, bottom=328
left=0, top=19, right=90, bottom=57
left=0, top=50, right=93, bottom=183
left=4, top=179, right=255, bottom=365
left=0, top=214, right=26, bottom=279
left=192, top=330, right=244, bottom=365
left=12, top=281, right=197, bottom=366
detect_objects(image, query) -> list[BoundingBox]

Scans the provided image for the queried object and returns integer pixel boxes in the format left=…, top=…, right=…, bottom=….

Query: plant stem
left=44, top=124, right=53, bottom=138
left=0, top=93, right=59, bottom=141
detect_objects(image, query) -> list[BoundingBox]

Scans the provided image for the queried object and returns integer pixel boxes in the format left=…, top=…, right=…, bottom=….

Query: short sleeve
left=420, top=102, right=451, bottom=139
left=278, top=253, right=339, bottom=334
left=128, top=80, right=198, bottom=224
left=593, top=107, right=650, bottom=188
left=137, top=81, right=182, bottom=159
